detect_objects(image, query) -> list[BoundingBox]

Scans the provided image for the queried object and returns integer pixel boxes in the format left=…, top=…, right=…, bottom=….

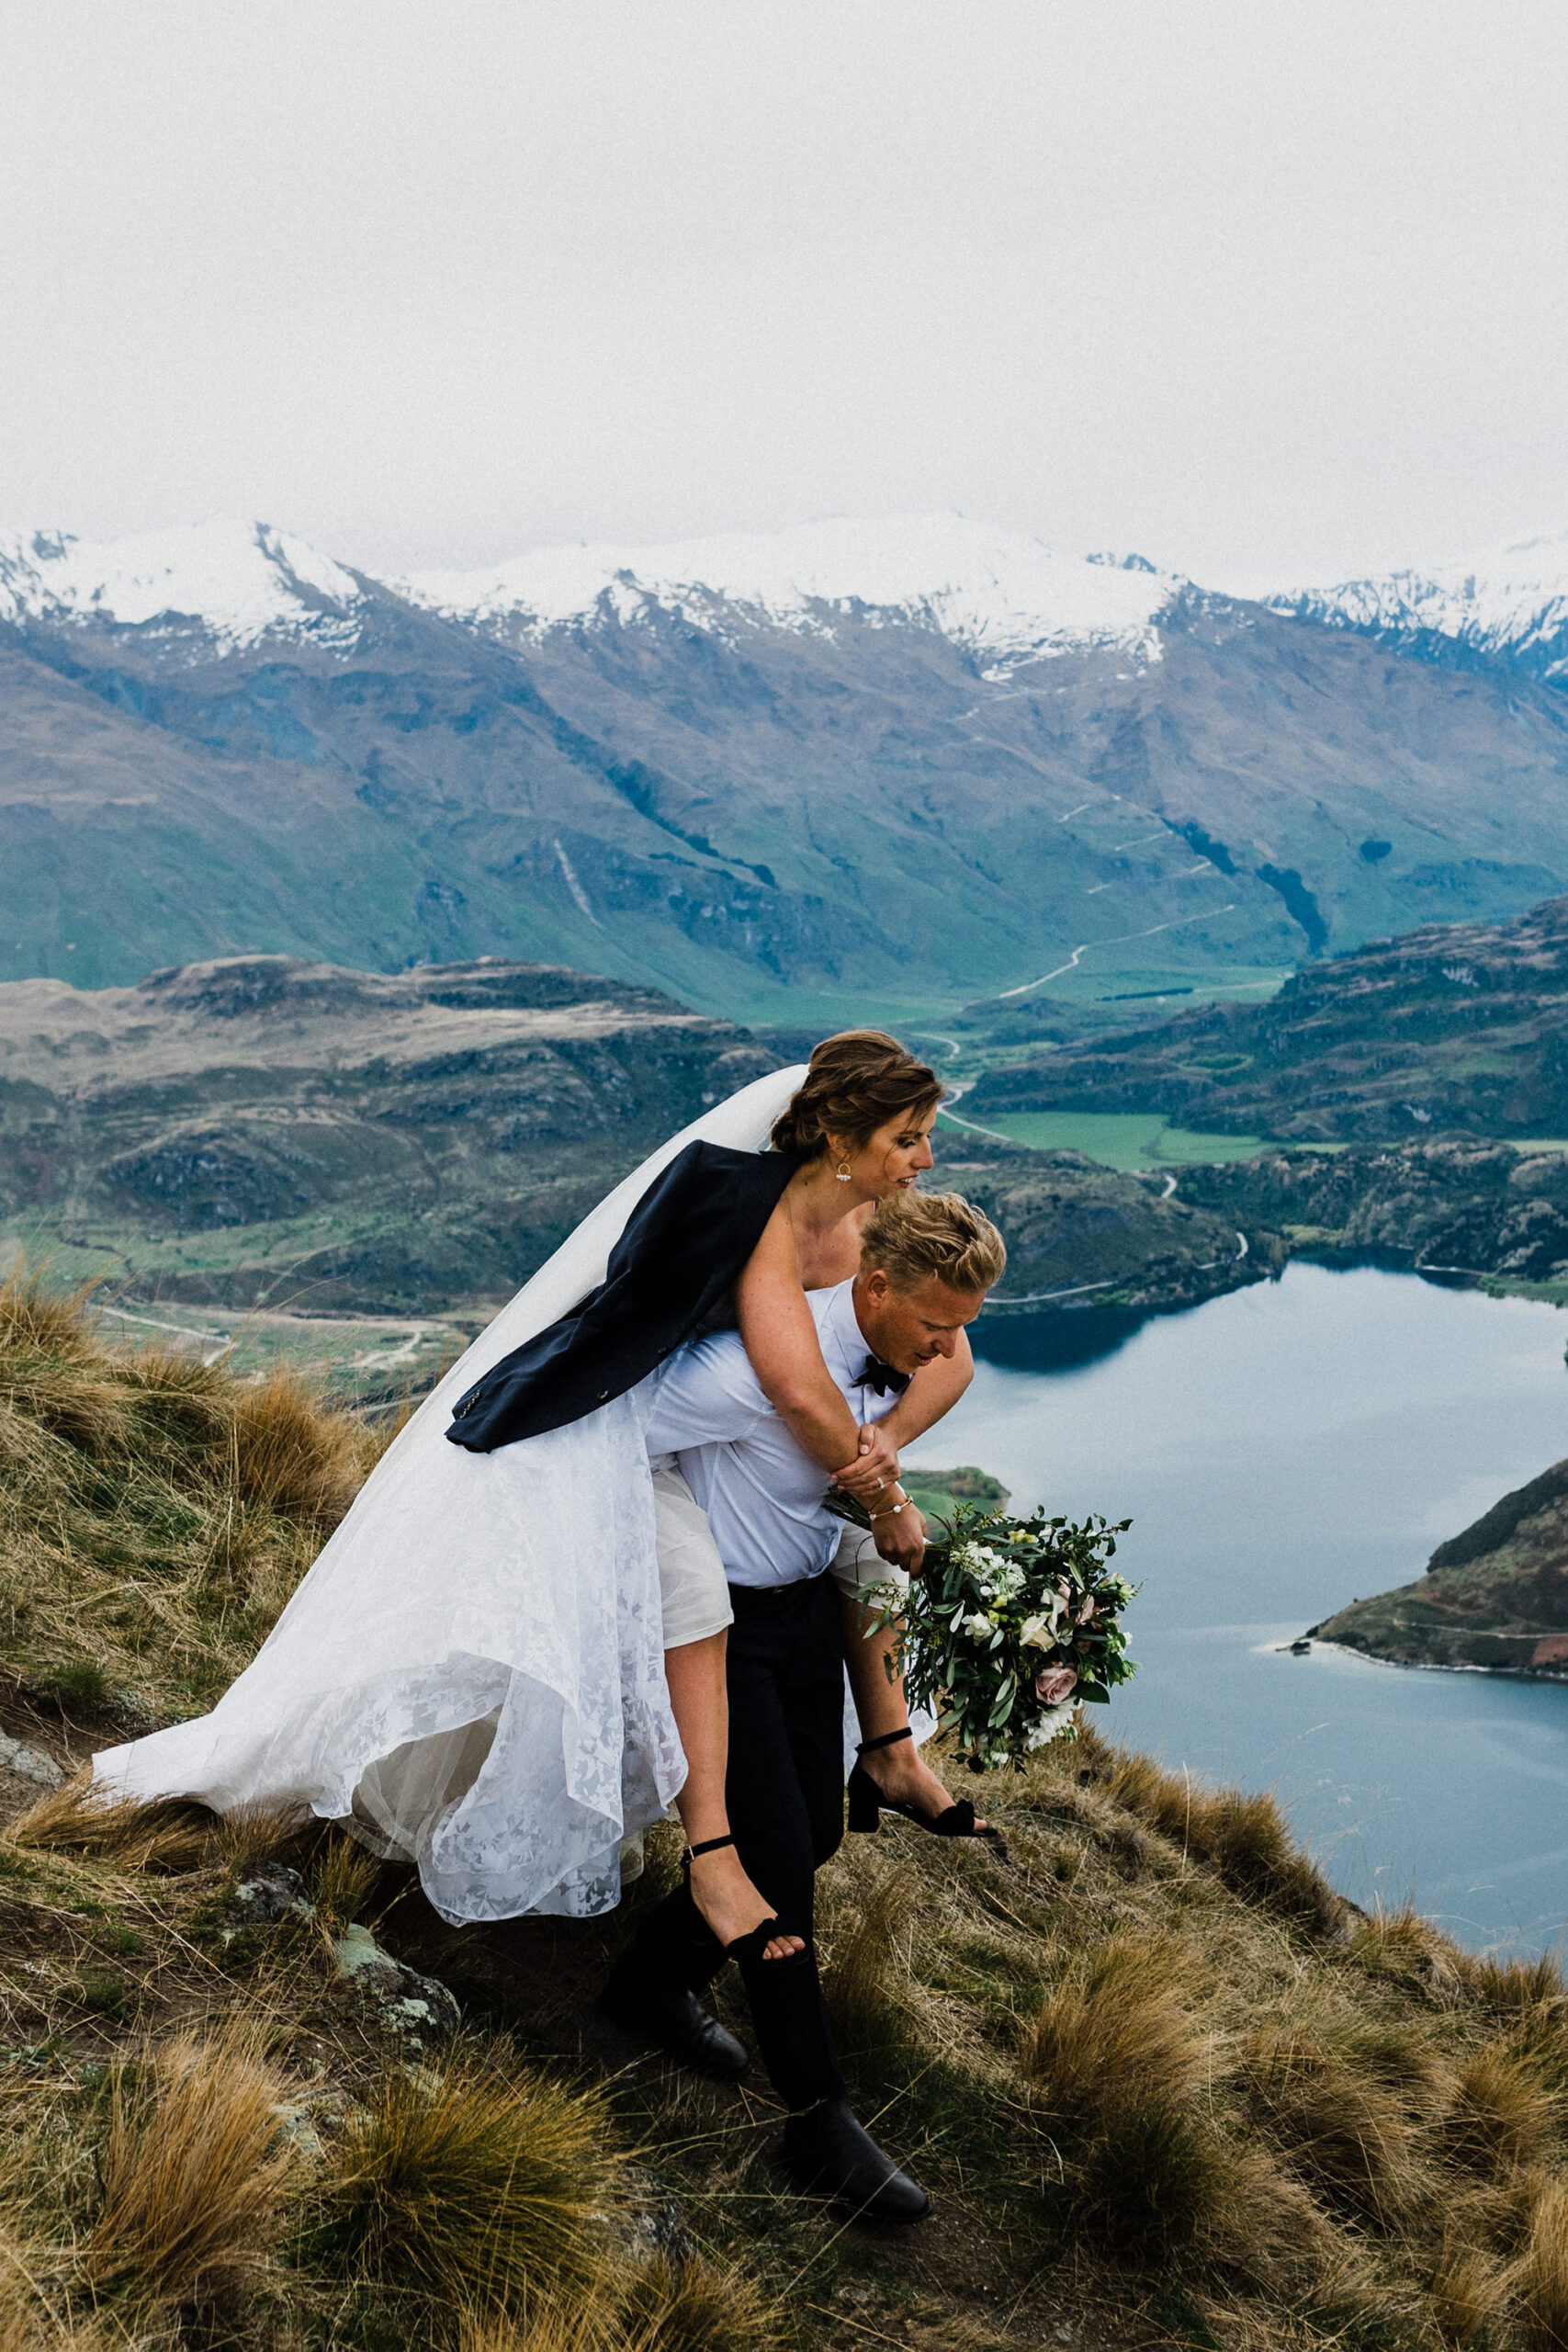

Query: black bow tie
left=859, top=1354, right=911, bottom=1396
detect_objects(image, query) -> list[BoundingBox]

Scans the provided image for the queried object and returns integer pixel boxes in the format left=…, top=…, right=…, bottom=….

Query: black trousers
left=626, top=1571, right=848, bottom=2109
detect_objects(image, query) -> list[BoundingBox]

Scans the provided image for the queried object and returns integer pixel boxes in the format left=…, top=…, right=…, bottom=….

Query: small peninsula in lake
left=1311, top=1457, right=1568, bottom=1678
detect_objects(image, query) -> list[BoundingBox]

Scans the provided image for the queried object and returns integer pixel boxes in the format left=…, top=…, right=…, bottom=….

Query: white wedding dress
left=94, top=1066, right=808, bottom=1927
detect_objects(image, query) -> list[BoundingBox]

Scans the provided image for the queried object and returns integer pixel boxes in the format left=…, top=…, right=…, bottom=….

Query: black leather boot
left=600, top=1966, right=751, bottom=2081
left=781, top=2098, right=931, bottom=2222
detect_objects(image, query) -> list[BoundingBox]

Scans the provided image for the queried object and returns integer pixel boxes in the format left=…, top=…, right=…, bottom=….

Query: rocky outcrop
left=1177, top=1139, right=1568, bottom=1287
left=966, top=892, right=1568, bottom=1145
left=935, top=1136, right=1277, bottom=1315
left=1310, top=1458, right=1568, bottom=1676
left=0, top=954, right=780, bottom=1312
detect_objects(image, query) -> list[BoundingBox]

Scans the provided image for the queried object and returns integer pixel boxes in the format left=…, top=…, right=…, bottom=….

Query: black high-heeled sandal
left=684, top=1833, right=795, bottom=1964
left=847, top=1728, right=1009, bottom=1857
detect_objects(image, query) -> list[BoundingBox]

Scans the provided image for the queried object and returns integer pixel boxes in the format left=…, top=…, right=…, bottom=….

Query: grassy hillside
left=5, top=1279, right=1568, bottom=2350
left=1312, top=1458, right=1568, bottom=1678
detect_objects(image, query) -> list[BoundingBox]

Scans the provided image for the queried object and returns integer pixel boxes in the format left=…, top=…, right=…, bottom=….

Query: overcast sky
left=3, top=1, right=1565, bottom=587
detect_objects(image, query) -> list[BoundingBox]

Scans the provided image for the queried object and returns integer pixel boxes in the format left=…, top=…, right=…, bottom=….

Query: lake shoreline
left=1292, top=1634, right=1568, bottom=1688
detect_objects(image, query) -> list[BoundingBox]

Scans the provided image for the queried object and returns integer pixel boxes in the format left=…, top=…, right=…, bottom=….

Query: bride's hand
left=832, top=1424, right=900, bottom=1498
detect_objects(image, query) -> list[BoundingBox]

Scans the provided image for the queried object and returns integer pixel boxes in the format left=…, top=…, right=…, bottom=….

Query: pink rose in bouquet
left=1034, top=1666, right=1078, bottom=1707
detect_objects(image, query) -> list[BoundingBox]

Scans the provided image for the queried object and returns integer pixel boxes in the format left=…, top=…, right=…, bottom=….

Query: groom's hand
left=832, top=1423, right=900, bottom=1499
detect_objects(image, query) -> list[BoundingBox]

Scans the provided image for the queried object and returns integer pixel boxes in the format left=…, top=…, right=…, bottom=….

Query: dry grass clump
left=319, top=2057, right=622, bottom=2312
left=615, top=2251, right=790, bottom=2352
left=86, top=2027, right=294, bottom=2304
left=228, top=1370, right=370, bottom=1527
left=1020, top=1935, right=1245, bottom=2263
left=1428, top=2241, right=1501, bottom=2346
left=0, top=1268, right=379, bottom=1715
left=1022, top=1933, right=1210, bottom=2119
left=1468, top=1950, right=1565, bottom=2021
left=0, top=2278, right=129, bottom=2352
left=308, top=1826, right=386, bottom=1939
left=457, top=2307, right=615, bottom=2352
left=820, top=1860, right=914, bottom=2039
left=1241, top=2022, right=1432, bottom=2225
left=9, top=1779, right=220, bottom=1875
left=1351, top=1904, right=1468, bottom=1999
left=1066, top=2093, right=1232, bottom=2264
left=1515, top=2178, right=1568, bottom=2350
left=1444, top=2046, right=1557, bottom=2174
left=1062, top=1733, right=1347, bottom=1932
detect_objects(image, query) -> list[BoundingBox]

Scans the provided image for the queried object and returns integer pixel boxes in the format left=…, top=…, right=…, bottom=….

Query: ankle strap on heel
left=855, top=1727, right=914, bottom=1758
left=685, top=1833, right=737, bottom=1860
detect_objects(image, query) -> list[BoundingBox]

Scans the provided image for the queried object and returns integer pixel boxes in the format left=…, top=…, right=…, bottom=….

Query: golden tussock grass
left=1241, top=2021, right=1432, bottom=2226
left=1351, top=1902, right=1469, bottom=1999
left=9, top=1780, right=220, bottom=1876
left=1515, top=2178, right=1568, bottom=2351
left=457, top=2307, right=615, bottom=2352
left=615, top=2251, right=791, bottom=2352
left=0, top=1267, right=379, bottom=1717
left=86, top=2027, right=294, bottom=2304
left=820, top=1859, right=914, bottom=2038
left=1022, top=1932, right=1210, bottom=2119
left=1444, top=2044, right=1558, bottom=2174
left=1469, top=1949, right=1566, bottom=2021
left=307, top=1826, right=386, bottom=1939
left=1017, top=1932, right=1274, bottom=2268
left=320, top=2056, right=623, bottom=2311
left=1077, top=1729, right=1348, bottom=1932
left=227, top=1370, right=370, bottom=1528
left=1429, top=2241, right=1503, bottom=2345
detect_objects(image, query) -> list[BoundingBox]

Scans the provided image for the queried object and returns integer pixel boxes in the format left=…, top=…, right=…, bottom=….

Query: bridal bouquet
left=833, top=1495, right=1137, bottom=1772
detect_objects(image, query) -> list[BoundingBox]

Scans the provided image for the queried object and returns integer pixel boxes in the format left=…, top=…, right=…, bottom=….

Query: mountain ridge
left=1257, top=526, right=1568, bottom=683
left=11, top=512, right=1568, bottom=1016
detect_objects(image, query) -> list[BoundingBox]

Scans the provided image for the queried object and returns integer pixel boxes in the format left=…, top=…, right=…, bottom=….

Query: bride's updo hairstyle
left=771, top=1030, right=944, bottom=1161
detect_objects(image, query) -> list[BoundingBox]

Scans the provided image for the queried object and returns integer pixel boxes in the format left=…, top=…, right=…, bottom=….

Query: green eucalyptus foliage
left=837, top=1495, right=1137, bottom=1771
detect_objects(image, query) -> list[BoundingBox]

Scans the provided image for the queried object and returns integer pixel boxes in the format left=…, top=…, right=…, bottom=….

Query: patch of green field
left=942, top=1108, right=1267, bottom=1170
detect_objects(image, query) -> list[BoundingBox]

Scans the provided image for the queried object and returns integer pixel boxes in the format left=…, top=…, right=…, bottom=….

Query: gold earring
left=835, top=1159, right=852, bottom=1182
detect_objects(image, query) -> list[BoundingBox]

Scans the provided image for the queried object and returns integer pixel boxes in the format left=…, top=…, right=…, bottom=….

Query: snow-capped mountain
left=1261, top=531, right=1568, bottom=684
left=0, top=511, right=1177, bottom=677
left=0, top=519, right=369, bottom=651
left=402, top=513, right=1178, bottom=677
left=10, top=503, right=1568, bottom=1015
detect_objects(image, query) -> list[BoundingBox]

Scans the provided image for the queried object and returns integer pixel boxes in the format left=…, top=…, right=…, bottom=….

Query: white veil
left=96, top=1065, right=809, bottom=1926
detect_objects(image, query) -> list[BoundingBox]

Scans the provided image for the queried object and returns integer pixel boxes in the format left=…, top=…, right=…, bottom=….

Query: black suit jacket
left=445, top=1141, right=802, bottom=1453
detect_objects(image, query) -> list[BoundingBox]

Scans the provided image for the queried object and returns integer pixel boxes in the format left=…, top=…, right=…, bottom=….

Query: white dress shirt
left=641, top=1279, right=900, bottom=1589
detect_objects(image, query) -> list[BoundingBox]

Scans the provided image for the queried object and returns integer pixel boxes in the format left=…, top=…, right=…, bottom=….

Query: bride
left=96, top=1032, right=982, bottom=1935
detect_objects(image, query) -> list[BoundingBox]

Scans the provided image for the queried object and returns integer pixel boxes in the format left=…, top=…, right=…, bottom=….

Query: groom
left=603, top=1189, right=1007, bottom=2223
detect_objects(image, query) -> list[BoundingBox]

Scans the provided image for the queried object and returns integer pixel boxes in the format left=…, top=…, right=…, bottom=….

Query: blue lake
left=926, top=1261, right=1568, bottom=1957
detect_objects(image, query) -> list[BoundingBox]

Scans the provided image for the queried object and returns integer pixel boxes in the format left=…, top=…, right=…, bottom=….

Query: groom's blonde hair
left=860, top=1192, right=1006, bottom=1297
